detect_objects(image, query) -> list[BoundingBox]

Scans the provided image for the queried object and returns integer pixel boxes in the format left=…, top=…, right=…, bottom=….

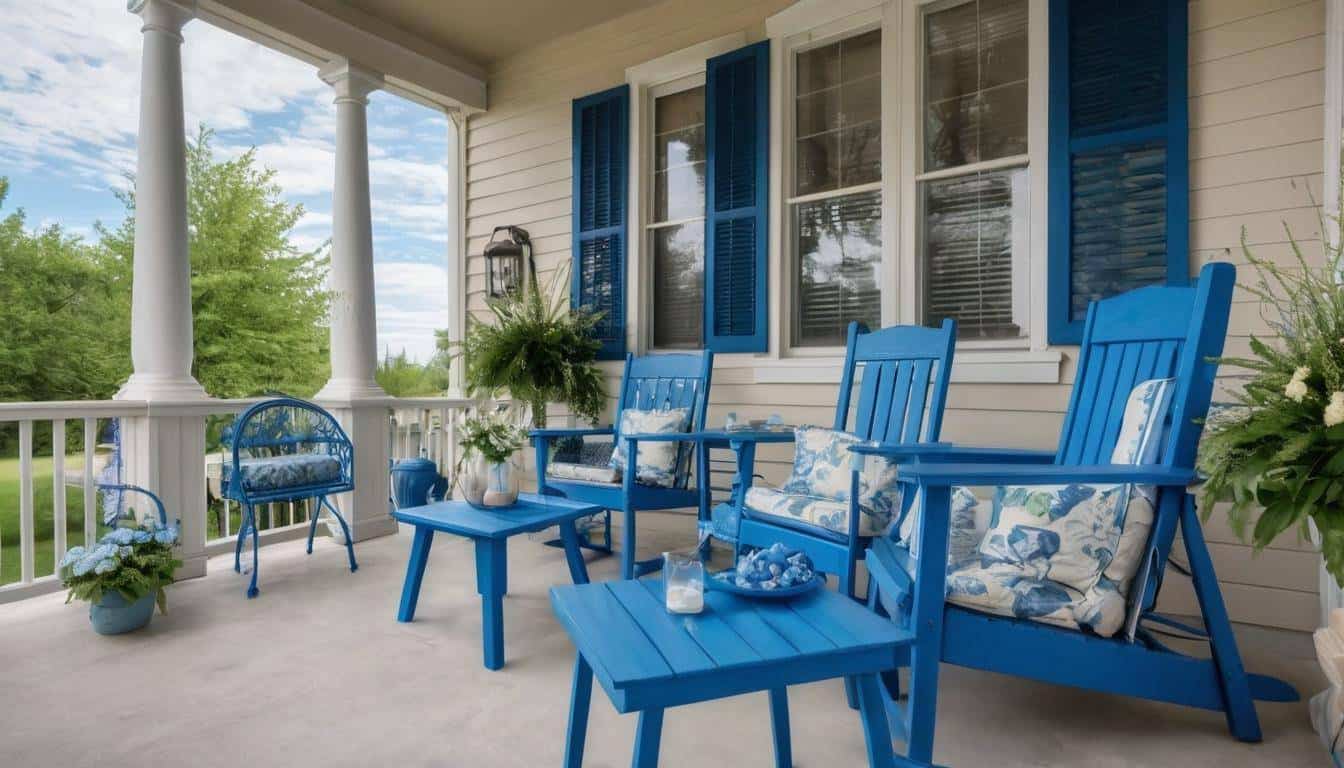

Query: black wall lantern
left=484, top=225, right=534, bottom=298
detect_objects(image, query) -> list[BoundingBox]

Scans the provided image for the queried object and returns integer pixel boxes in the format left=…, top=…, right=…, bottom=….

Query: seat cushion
left=222, top=453, right=342, bottom=494
left=743, top=486, right=888, bottom=539
left=948, top=377, right=1174, bottom=637
left=781, top=427, right=902, bottom=523
left=546, top=461, right=621, bottom=484
left=608, top=407, right=692, bottom=488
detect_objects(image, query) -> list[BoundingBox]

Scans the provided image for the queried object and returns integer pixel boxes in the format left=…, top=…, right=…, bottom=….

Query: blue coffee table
left=551, top=578, right=925, bottom=767
left=393, top=493, right=603, bottom=670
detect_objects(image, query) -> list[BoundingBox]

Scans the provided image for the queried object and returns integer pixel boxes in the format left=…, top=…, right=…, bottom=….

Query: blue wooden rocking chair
left=533, top=351, right=713, bottom=579
left=221, top=397, right=359, bottom=598
left=728, top=320, right=956, bottom=600
left=856, top=263, right=1299, bottom=764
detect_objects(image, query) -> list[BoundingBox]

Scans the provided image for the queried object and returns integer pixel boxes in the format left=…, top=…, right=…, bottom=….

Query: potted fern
left=452, top=265, right=606, bottom=433
left=1198, top=192, right=1344, bottom=587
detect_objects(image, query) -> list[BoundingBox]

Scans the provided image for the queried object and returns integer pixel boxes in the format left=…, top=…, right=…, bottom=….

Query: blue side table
left=551, top=578, right=930, bottom=767
left=393, top=493, right=603, bottom=670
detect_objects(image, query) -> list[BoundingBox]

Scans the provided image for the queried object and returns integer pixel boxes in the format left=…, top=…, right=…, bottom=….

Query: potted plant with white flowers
left=455, top=407, right=530, bottom=508
left=1198, top=197, right=1344, bottom=588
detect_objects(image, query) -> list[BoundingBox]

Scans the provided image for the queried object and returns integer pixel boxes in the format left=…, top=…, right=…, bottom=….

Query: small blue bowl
left=707, top=570, right=826, bottom=600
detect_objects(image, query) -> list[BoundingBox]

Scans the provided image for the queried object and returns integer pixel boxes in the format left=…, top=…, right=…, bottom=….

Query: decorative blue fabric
left=744, top=486, right=889, bottom=539
left=944, top=378, right=1175, bottom=637
left=222, top=453, right=343, bottom=493
left=717, top=543, right=815, bottom=590
left=608, top=407, right=691, bottom=488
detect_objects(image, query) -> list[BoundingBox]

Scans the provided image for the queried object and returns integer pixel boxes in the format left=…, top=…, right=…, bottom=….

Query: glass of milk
left=664, top=551, right=704, bottom=614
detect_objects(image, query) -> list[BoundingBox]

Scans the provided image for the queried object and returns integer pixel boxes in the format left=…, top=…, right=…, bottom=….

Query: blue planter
left=89, top=591, right=156, bottom=635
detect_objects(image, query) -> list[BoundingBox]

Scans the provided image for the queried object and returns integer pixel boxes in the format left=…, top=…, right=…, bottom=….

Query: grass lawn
left=0, top=453, right=106, bottom=587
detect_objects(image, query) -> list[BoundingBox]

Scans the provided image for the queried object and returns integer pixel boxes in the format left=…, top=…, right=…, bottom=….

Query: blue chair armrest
left=894, top=462, right=1195, bottom=488
left=529, top=426, right=615, bottom=441
left=849, top=443, right=1055, bottom=464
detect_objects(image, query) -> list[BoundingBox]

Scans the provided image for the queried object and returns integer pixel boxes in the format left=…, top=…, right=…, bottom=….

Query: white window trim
left=625, top=32, right=746, bottom=356
left=898, top=0, right=1051, bottom=354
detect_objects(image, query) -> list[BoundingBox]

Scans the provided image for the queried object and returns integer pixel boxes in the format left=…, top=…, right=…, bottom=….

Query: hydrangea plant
left=1197, top=188, right=1344, bottom=586
left=59, top=516, right=182, bottom=614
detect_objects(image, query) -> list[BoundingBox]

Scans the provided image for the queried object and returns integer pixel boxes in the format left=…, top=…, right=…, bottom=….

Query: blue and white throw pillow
left=781, top=426, right=902, bottom=529
left=947, top=378, right=1174, bottom=637
left=608, top=407, right=691, bottom=488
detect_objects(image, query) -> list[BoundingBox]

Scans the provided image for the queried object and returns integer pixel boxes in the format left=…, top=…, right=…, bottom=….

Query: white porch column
left=444, top=109, right=467, bottom=395
left=117, top=0, right=209, bottom=580
left=314, top=59, right=397, bottom=543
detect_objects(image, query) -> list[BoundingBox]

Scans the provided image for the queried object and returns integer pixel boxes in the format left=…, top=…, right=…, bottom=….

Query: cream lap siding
left=465, top=0, right=1327, bottom=632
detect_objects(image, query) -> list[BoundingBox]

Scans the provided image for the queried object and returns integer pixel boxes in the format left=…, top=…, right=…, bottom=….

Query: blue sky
left=0, top=1, right=450, bottom=362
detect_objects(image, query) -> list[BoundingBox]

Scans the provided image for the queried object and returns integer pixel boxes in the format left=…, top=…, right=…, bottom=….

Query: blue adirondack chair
left=730, top=320, right=956, bottom=600
left=857, top=263, right=1299, bottom=764
left=533, top=351, right=713, bottom=579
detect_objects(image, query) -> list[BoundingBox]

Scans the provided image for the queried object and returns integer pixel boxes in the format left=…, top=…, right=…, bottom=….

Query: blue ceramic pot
left=89, top=591, right=156, bottom=635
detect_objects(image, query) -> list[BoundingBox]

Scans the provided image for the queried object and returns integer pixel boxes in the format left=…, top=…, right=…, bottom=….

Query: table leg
left=564, top=653, right=593, bottom=768
left=632, top=708, right=664, bottom=768
left=397, top=526, right=434, bottom=622
left=475, top=537, right=507, bottom=670
left=855, top=673, right=897, bottom=768
left=476, top=536, right=507, bottom=596
left=621, top=505, right=637, bottom=580
left=559, top=520, right=591, bottom=585
left=768, top=687, right=792, bottom=768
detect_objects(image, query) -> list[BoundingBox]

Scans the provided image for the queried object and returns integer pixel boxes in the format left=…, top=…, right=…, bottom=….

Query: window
left=919, top=0, right=1029, bottom=340
left=791, top=28, right=883, bottom=348
left=648, top=83, right=706, bottom=349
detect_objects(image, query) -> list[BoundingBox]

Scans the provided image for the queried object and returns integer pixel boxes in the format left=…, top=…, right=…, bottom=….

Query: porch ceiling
left=339, top=0, right=665, bottom=67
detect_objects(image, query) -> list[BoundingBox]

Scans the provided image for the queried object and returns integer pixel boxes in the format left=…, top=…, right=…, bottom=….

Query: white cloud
left=374, top=261, right=449, bottom=362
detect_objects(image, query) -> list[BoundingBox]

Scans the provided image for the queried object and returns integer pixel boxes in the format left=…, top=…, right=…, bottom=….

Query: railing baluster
left=52, top=419, right=66, bottom=576
left=83, top=417, right=96, bottom=546
left=18, top=420, right=34, bottom=584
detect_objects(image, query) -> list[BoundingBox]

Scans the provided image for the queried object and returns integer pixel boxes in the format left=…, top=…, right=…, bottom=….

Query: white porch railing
left=0, top=396, right=476, bottom=604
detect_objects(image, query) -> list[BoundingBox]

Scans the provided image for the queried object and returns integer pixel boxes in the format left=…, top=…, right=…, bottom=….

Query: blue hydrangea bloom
left=153, top=527, right=178, bottom=545
left=93, top=558, right=117, bottom=575
left=60, top=546, right=86, bottom=568
left=132, top=530, right=152, bottom=544
left=105, top=528, right=136, bottom=546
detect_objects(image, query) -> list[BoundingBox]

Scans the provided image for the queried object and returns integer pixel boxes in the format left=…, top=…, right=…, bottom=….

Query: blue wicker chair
left=221, top=397, right=358, bottom=598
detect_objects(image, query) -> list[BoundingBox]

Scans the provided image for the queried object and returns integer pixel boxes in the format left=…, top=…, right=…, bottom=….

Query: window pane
left=652, top=86, right=705, bottom=223
left=797, top=42, right=840, bottom=95
left=923, top=0, right=1028, bottom=172
left=921, top=170, right=1022, bottom=339
left=795, top=29, right=881, bottom=196
left=652, top=223, right=705, bottom=348
left=794, top=190, right=882, bottom=346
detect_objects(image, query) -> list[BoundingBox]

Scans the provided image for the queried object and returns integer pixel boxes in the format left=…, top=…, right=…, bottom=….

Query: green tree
left=0, top=179, right=130, bottom=403
left=376, top=348, right=450, bottom=397
left=99, top=126, right=331, bottom=399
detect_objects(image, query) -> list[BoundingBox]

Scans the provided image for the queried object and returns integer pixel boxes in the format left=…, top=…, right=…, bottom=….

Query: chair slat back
left=836, top=320, right=957, bottom=445
left=615, top=351, right=715, bottom=489
left=1055, top=262, right=1234, bottom=470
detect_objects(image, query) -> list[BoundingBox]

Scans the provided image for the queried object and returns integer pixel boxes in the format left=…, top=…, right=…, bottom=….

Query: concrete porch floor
left=0, top=511, right=1326, bottom=767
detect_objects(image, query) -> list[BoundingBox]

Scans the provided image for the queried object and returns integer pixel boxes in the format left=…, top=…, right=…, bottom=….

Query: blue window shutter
left=1047, top=0, right=1188, bottom=345
left=571, top=85, right=629, bottom=360
left=705, top=41, right=769, bottom=354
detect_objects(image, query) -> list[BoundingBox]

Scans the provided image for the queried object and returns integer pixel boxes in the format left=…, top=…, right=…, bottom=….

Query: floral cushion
left=608, top=407, right=691, bottom=488
left=781, top=426, right=902, bottom=524
left=743, top=486, right=890, bottom=539
left=222, top=453, right=343, bottom=494
left=547, top=461, right=621, bottom=484
left=945, top=378, right=1174, bottom=637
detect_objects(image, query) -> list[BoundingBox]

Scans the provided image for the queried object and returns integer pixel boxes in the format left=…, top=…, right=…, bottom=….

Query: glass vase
left=460, top=451, right=520, bottom=509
